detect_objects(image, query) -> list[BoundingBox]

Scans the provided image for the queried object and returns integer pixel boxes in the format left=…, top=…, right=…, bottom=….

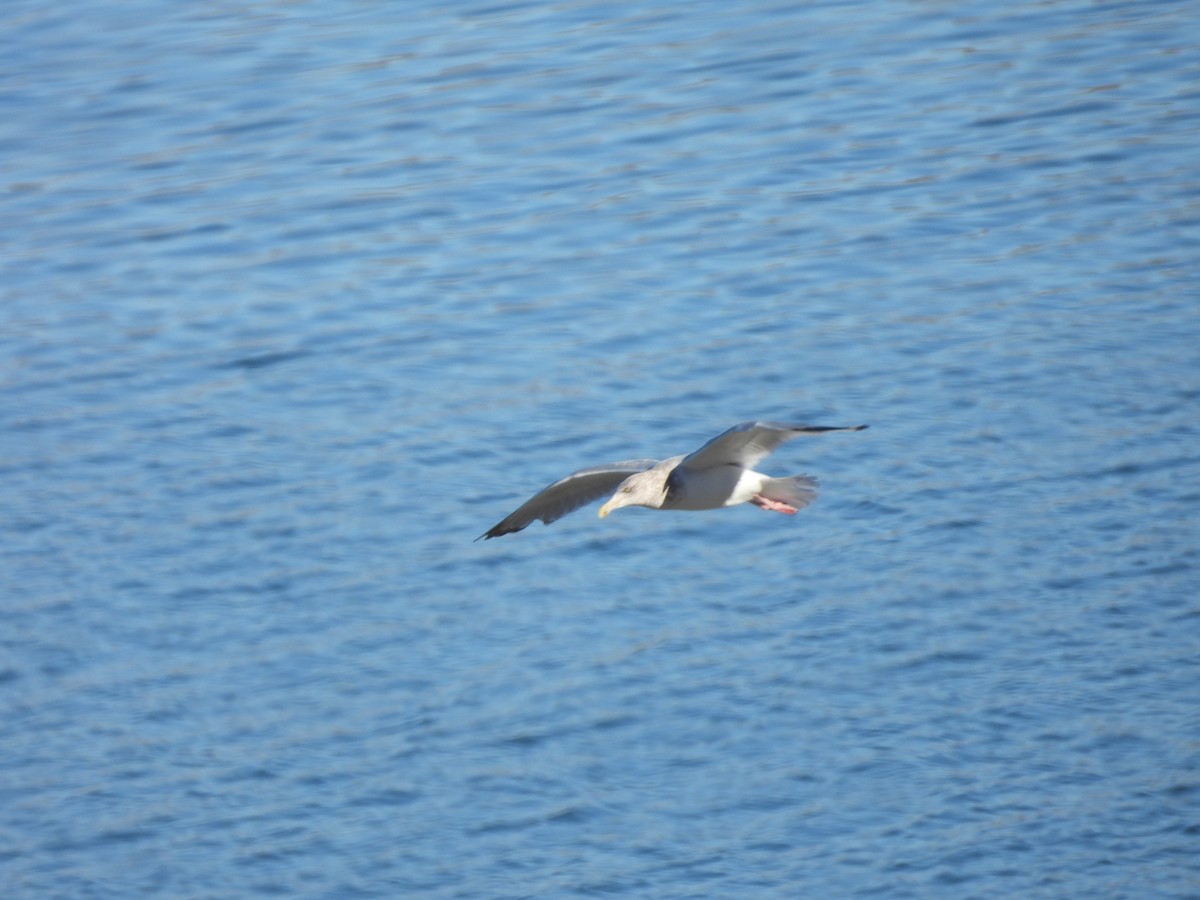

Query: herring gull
left=478, top=420, right=868, bottom=540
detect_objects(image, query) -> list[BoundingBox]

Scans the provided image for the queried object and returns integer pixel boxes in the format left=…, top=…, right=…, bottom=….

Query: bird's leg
left=751, top=495, right=798, bottom=515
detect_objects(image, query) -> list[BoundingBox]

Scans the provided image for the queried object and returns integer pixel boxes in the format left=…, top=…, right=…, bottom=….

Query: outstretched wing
left=678, top=421, right=869, bottom=472
left=478, top=460, right=659, bottom=540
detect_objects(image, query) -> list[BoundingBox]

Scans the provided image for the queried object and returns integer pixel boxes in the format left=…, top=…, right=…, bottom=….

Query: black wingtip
left=794, top=423, right=870, bottom=434
left=476, top=523, right=526, bottom=541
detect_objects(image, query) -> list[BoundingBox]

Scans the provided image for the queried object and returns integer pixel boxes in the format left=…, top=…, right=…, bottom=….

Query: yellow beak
left=598, top=502, right=611, bottom=518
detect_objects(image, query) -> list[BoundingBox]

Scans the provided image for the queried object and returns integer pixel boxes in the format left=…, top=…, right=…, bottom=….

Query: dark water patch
left=220, top=349, right=311, bottom=370
left=348, top=788, right=420, bottom=809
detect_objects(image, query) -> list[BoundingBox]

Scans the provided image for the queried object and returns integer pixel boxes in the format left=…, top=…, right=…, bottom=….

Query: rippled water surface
left=3, top=0, right=1198, bottom=896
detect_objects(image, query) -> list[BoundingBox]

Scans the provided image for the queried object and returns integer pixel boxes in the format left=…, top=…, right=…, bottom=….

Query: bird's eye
left=622, top=486, right=632, bottom=493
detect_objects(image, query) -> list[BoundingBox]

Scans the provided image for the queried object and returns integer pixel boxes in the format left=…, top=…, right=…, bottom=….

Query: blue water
left=3, top=0, right=1198, bottom=896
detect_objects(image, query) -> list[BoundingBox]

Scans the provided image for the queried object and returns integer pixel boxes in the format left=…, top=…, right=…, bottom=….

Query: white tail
left=760, top=474, right=820, bottom=510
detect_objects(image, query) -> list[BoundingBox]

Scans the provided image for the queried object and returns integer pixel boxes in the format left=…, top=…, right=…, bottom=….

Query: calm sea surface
left=2, top=0, right=1198, bottom=896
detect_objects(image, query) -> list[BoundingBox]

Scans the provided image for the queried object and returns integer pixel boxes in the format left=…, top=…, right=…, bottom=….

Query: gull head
left=598, top=469, right=669, bottom=518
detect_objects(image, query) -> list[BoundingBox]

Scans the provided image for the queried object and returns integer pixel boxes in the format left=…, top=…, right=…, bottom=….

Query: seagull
left=478, top=420, right=868, bottom=540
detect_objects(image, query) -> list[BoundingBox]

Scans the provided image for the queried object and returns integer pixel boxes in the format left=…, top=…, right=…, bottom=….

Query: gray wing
left=678, top=421, right=869, bottom=471
left=478, top=459, right=659, bottom=539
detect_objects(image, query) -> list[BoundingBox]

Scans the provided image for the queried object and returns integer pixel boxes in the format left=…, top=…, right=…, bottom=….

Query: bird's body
left=478, top=420, right=867, bottom=540
left=656, top=456, right=748, bottom=510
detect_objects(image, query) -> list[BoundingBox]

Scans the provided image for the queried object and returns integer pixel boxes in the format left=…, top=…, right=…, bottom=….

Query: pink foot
left=751, top=494, right=798, bottom=515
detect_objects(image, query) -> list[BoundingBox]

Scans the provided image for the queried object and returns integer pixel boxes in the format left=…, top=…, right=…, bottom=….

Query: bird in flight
left=478, top=420, right=868, bottom=540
